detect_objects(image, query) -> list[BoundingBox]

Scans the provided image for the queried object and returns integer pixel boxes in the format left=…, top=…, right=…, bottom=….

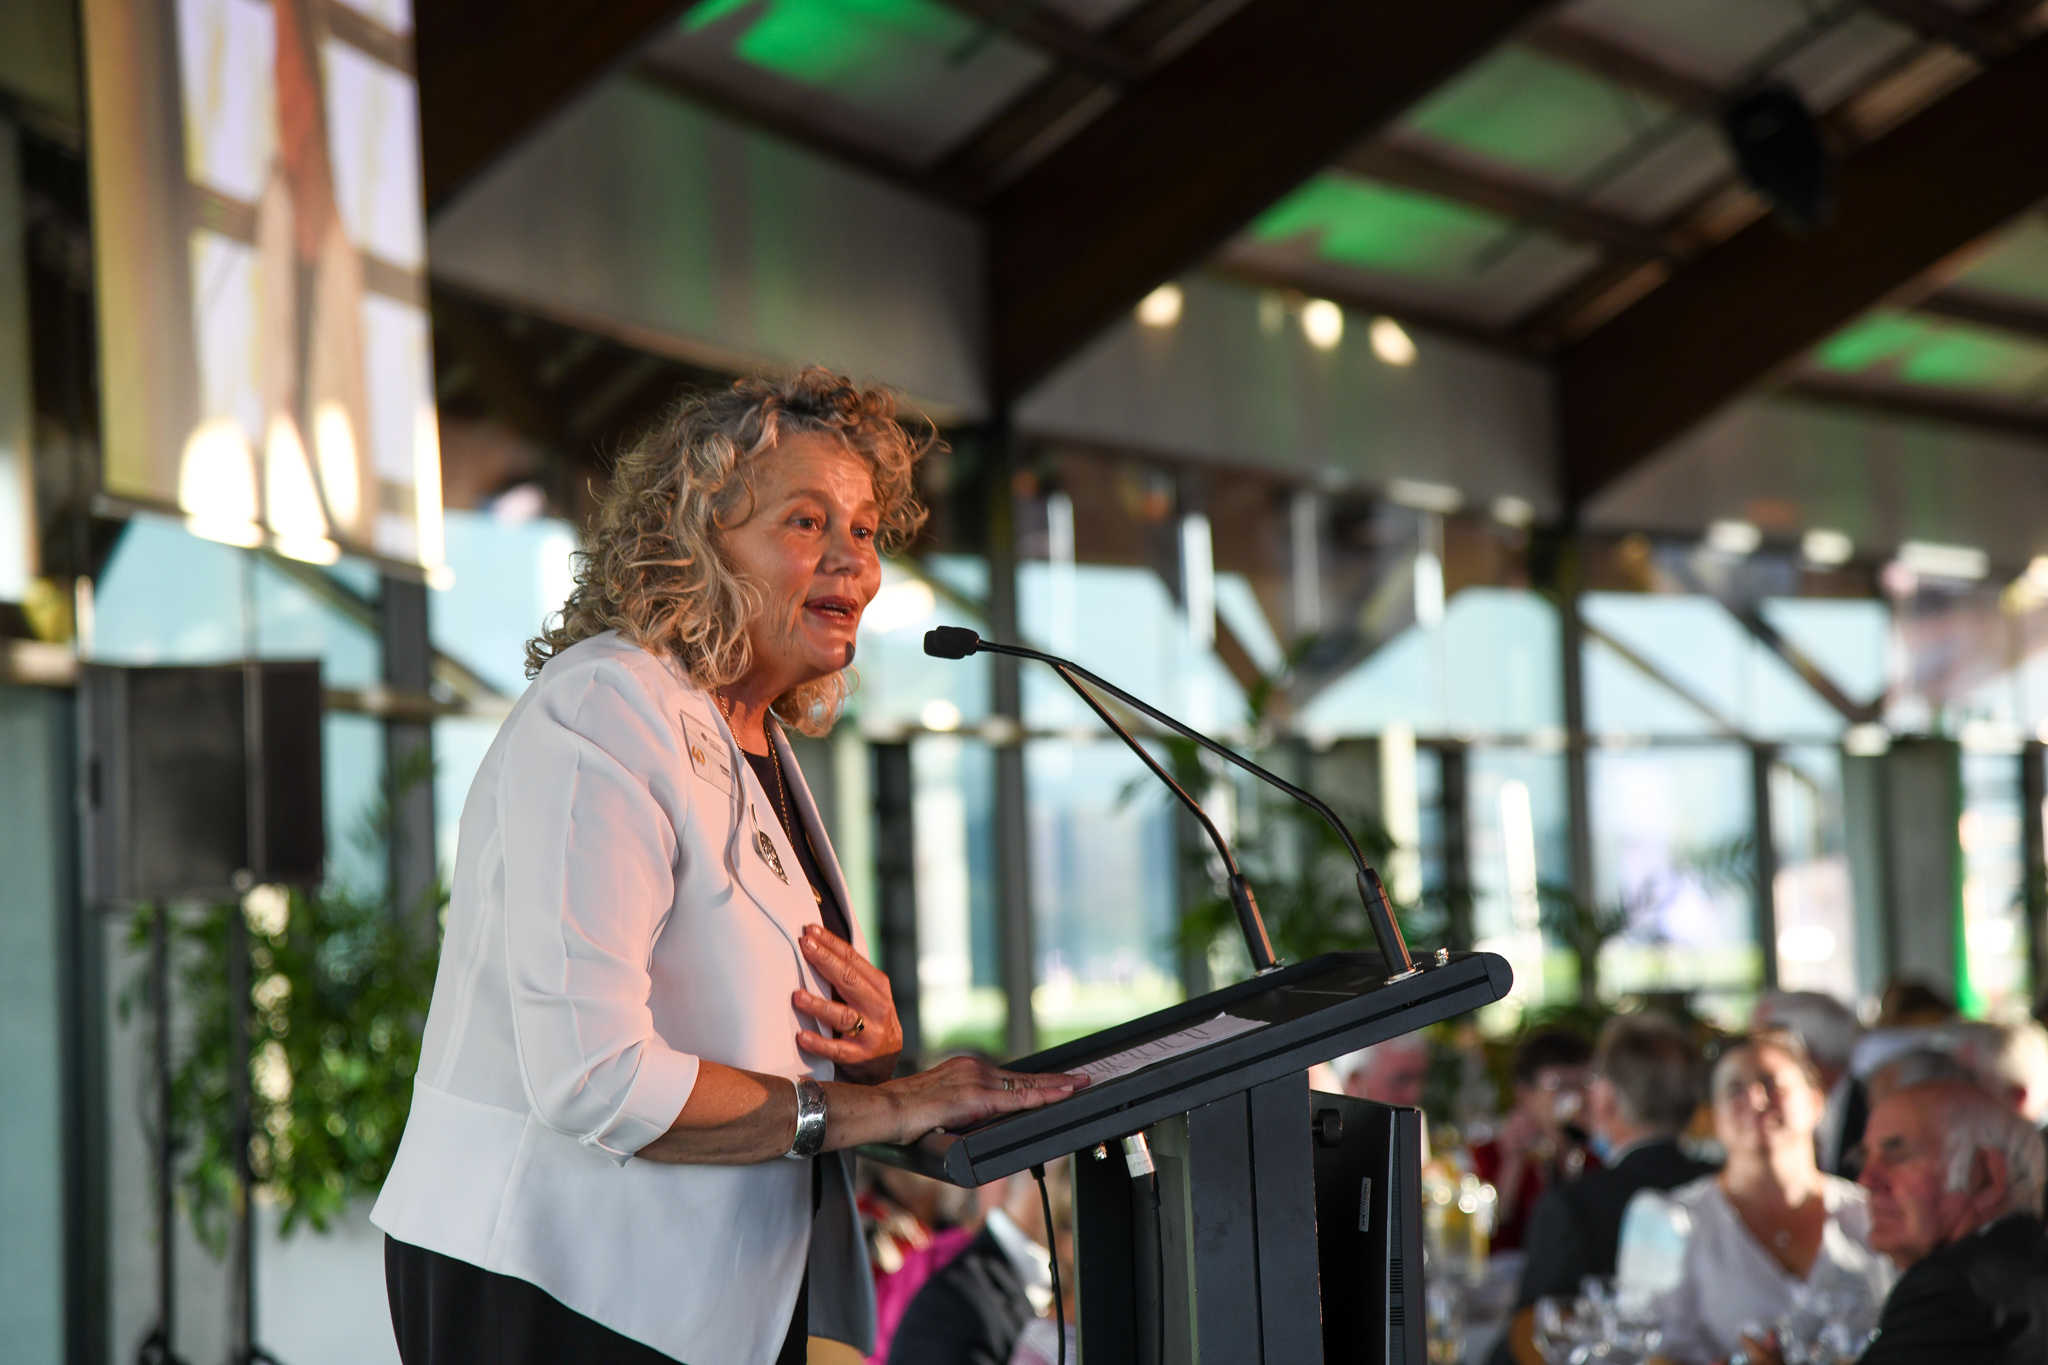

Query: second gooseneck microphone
left=922, top=625, right=1418, bottom=980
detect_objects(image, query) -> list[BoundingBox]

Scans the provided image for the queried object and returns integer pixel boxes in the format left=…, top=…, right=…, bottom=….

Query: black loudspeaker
left=1311, top=1092, right=1425, bottom=1365
left=79, top=662, right=325, bottom=904
left=1721, top=83, right=1833, bottom=234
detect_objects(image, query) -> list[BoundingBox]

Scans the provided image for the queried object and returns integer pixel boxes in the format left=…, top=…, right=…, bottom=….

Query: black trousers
left=385, top=1238, right=808, bottom=1365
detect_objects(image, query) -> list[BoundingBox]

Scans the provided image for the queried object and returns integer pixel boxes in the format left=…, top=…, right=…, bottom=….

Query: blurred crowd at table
left=1358, top=981, right=2048, bottom=1365
left=846, top=981, right=2048, bottom=1365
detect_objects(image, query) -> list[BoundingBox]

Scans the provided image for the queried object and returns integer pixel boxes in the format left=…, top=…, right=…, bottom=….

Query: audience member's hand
left=1497, top=1105, right=1546, bottom=1151
left=1727, top=1329, right=1784, bottom=1365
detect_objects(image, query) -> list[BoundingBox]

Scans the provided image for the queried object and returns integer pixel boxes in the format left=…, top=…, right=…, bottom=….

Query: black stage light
left=1721, top=82, right=1834, bottom=235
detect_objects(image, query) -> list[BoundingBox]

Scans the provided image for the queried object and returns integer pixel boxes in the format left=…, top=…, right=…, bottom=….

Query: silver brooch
left=755, top=829, right=788, bottom=883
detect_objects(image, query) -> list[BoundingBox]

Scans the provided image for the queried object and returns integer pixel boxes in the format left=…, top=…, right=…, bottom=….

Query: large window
left=911, top=733, right=999, bottom=1051
left=1588, top=746, right=1759, bottom=1011
left=1771, top=745, right=1856, bottom=1000
left=1960, top=748, right=2029, bottom=1016
left=1466, top=747, right=1572, bottom=1015
left=1027, top=737, right=1179, bottom=1046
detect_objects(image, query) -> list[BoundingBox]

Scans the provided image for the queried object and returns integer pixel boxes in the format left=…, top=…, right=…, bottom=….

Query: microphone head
left=923, top=626, right=982, bottom=660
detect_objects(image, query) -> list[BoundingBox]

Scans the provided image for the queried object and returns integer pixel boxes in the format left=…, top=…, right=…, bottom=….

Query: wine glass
left=1533, top=1296, right=1576, bottom=1365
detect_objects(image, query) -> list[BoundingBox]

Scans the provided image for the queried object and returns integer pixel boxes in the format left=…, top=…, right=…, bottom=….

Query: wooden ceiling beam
left=983, top=0, right=1561, bottom=403
left=1522, top=15, right=1720, bottom=111
left=1514, top=26, right=1989, bottom=350
left=416, top=0, right=697, bottom=209
left=1854, top=0, right=2013, bottom=60
left=625, top=62, right=938, bottom=195
left=932, top=0, right=1219, bottom=201
left=924, top=0, right=1147, bottom=83
left=1338, top=140, right=1670, bottom=258
left=1203, top=253, right=1537, bottom=356
left=1914, top=285, right=2048, bottom=346
left=1555, top=31, right=2048, bottom=509
left=1781, top=373, right=2048, bottom=443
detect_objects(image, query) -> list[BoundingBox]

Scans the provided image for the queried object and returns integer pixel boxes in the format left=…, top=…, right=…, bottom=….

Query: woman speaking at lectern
left=372, top=371, right=1086, bottom=1365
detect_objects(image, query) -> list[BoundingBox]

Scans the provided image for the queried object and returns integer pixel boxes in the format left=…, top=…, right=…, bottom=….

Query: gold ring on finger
left=849, top=1015, right=866, bottom=1037
left=1003, top=1077, right=1014, bottom=1092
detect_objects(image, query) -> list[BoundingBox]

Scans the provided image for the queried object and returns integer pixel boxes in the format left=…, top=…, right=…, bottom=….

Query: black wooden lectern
left=865, top=948, right=1511, bottom=1364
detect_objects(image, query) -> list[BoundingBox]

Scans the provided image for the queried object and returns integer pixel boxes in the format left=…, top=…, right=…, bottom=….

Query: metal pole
left=154, top=904, right=174, bottom=1346
left=2023, top=742, right=2046, bottom=1009
left=989, top=423, right=1036, bottom=1057
left=871, top=742, right=921, bottom=1060
left=227, top=902, right=255, bottom=1361
left=1752, top=743, right=1780, bottom=991
left=380, top=576, right=436, bottom=934
left=1438, top=741, right=1473, bottom=953
left=138, top=904, right=188, bottom=1365
left=1556, top=537, right=1596, bottom=915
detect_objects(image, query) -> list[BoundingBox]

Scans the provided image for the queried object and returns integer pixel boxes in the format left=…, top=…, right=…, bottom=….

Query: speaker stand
left=136, top=904, right=190, bottom=1365
left=226, top=893, right=289, bottom=1365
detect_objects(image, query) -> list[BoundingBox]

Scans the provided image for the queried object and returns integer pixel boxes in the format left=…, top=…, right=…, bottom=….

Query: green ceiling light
left=1402, top=47, right=1668, bottom=183
left=1813, top=309, right=2048, bottom=392
left=1897, top=327, right=2048, bottom=392
left=1249, top=176, right=1508, bottom=275
left=686, top=0, right=971, bottom=89
left=1812, top=312, right=1934, bottom=373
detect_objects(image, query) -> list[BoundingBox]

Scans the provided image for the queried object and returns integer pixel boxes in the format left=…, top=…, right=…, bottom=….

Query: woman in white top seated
left=371, top=371, right=1087, bottom=1365
left=1617, top=1029, right=1892, bottom=1364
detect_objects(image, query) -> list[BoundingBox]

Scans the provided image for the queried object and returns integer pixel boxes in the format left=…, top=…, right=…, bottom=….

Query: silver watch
left=785, top=1075, right=827, bottom=1159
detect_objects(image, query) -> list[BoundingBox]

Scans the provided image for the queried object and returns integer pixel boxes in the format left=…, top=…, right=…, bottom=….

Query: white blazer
left=372, top=631, right=875, bottom=1365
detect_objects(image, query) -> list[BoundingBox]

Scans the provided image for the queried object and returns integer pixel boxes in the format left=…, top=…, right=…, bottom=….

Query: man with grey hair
left=1331, top=1033, right=1431, bottom=1108
left=1948, top=1020, right=2048, bottom=1127
left=1849, top=1080, right=2048, bottom=1363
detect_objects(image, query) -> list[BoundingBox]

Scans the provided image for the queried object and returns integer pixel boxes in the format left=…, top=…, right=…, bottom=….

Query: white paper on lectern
left=1073, top=1012, right=1270, bottom=1085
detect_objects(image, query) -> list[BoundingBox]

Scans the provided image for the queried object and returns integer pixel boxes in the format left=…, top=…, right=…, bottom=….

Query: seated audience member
left=1877, top=978, right=1956, bottom=1030
left=1339, top=1034, right=1433, bottom=1108
left=1617, top=1031, right=1893, bottom=1363
left=1470, top=1028, right=1596, bottom=1252
left=1739, top=1079, right=2048, bottom=1365
left=1004, top=1173, right=1075, bottom=1365
left=1950, top=1020, right=2048, bottom=1127
left=890, top=1163, right=1067, bottom=1365
left=1754, top=990, right=1863, bottom=1174
left=1497, top=1014, right=1714, bottom=1365
left=860, top=1160, right=980, bottom=1365
left=1867, top=1047, right=1976, bottom=1108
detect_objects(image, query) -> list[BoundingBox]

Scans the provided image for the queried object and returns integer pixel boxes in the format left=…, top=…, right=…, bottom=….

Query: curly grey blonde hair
left=525, top=368, right=931, bottom=735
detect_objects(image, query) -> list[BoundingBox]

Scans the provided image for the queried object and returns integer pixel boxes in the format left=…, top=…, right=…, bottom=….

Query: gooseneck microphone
left=923, top=625, right=1419, bottom=980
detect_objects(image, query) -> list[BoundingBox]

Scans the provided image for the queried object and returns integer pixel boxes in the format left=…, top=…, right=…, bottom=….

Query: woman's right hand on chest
left=874, top=1055, right=1091, bottom=1144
